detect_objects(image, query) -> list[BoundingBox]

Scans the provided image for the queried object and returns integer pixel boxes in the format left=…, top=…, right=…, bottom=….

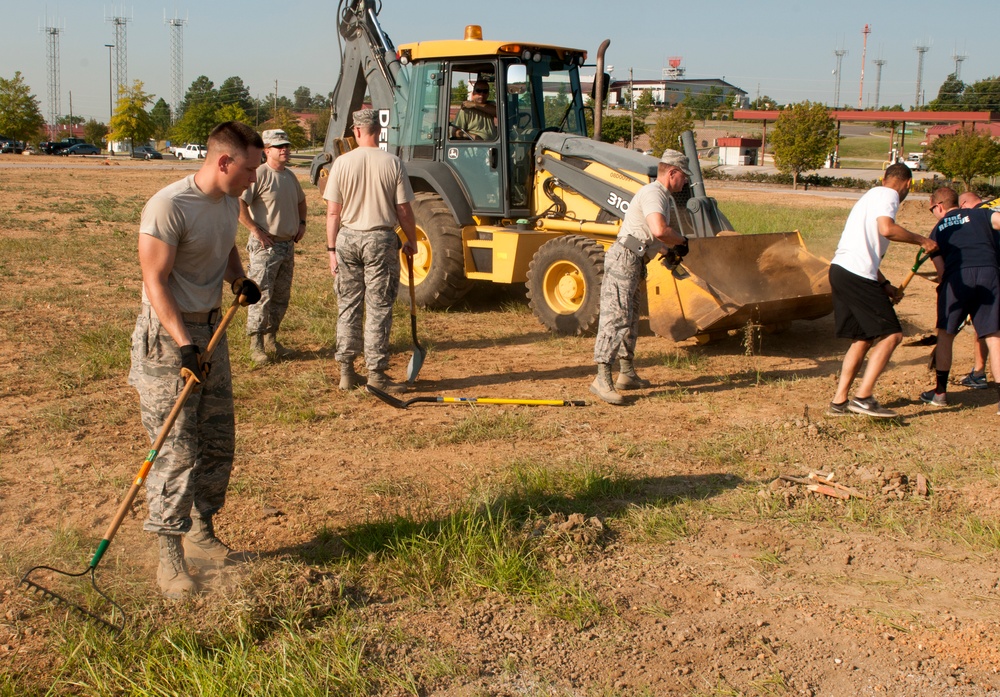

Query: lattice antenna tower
left=833, top=49, right=848, bottom=108
left=165, top=11, right=188, bottom=122
left=872, top=58, right=887, bottom=110
left=914, top=43, right=930, bottom=108
left=107, top=6, right=132, bottom=102
left=40, top=15, right=64, bottom=140
left=952, top=50, right=968, bottom=80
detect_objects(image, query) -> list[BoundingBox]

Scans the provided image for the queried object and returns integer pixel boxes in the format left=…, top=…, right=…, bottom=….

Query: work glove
left=179, top=344, right=209, bottom=384
left=672, top=236, right=690, bottom=259
left=231, top=277, right=261, bottom=306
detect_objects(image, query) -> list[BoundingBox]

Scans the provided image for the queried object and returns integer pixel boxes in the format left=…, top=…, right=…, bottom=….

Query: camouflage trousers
left=128, top=305, right=235, bottom=535
left=334, top=227, right=401, bottom=371
left=246, top=237, right=295, bottom=335
left=593, top=243, right=645, bottom=364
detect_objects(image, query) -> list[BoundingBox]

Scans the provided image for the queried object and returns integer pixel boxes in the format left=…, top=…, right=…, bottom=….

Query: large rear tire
left=399, top=193, right=473, bottom=308
left=526, top=235, right=604, bottom=335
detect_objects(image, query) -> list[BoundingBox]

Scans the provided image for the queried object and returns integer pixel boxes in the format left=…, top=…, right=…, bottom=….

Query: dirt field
left=2, top=156, right=1000, bottom=696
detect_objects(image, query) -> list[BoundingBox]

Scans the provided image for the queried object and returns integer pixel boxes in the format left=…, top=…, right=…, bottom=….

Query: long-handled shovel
left=20, top=295, right=243, bottom=633
left=405, top=255, right=426, bottom=384
left=367, top=384, right=586, bottom=408
left=895, top=248, right=931, bottom=297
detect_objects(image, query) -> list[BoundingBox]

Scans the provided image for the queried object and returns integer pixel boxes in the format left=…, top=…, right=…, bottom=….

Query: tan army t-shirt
left=323, top=147, right=414, bottom=231
left=241, top=163, right=306, bottom=241
left=139, top=175, right=239, bottom=313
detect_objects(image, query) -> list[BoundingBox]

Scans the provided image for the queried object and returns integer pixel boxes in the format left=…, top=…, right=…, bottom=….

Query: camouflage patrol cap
left=659, top=149, right=692, bottom=177
left=352, top=109, right=378, bottom=130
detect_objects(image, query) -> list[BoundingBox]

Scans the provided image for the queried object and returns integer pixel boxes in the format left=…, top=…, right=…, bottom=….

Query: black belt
left=181, top=308, right=221, bottom=325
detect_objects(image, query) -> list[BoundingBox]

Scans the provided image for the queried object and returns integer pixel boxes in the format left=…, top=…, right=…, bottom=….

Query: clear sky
left=3, top=0, right=994, bottom=124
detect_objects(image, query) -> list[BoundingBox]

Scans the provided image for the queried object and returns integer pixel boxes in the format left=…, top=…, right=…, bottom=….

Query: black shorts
left=829, top=264, right=902, bottom=341
left=937, top=266, right=1000, bottom=336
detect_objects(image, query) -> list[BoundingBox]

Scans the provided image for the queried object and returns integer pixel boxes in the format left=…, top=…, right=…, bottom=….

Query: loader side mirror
left=506, top=64, right=527, bottom=92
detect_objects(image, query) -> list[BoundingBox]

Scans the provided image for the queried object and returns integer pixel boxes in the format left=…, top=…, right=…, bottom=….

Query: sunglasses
left=473, top=88, right=489, bottom=94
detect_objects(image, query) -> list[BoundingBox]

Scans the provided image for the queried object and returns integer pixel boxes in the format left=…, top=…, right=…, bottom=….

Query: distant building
left=925, top=122, right=1000, bottom=143
left=716, top=137, right=761, bottom=166
left=604, top=78, right=749, bottom=110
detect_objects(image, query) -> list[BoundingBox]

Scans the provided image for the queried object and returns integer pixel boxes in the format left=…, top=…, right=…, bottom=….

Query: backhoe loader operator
left=452, top=80, right=497, bottom=141
left=591, top=150, right=691, bottom=405
left=129, top=122, right=263, bottom=599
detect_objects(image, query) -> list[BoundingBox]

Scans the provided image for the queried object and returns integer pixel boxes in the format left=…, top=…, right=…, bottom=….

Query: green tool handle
left=897, top=248, right=931, bottom=292
left=89, top=297, right=242, bottom=569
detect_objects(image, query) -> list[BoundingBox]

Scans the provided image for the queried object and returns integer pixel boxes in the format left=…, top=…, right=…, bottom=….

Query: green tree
left=649, top=106, right=694, bottom=156
left=215, top=103, right=252, bottom=127
left=926, top=73, right=965, bottom=111
left=0, top=72, right=46, bottom=144
left=150, top=98, right=172, bottom=139
left=83, top=119, right=109, bottom=148
left=925, top=129, right=1000, bottom=190
left=293, top=86, right=312, bottom=111
left=180, top=76, right=218, bottom=114
left=634, top=89, right=654, bottom=120
left=683, top=86, right=724, bottom=123
left=262, top=107, right=308, bottom=149
left=57, top=115, right=85, bottom=126
left=108, top=80, right=156, bottom=151
left=748, top=95, right=779, bottom=110
left=170, top=101, right=219, bottom=144
left=600, top=114, right=644, bottom=148
left=311, top=108, right=331, bottom=146
left=451, top=80, right=468, bottom=104
left=218, top=76, right=254, bottom=113
left=961, top=76, right=1000, bottom=112
left=770, top=101, right=837, bottom=189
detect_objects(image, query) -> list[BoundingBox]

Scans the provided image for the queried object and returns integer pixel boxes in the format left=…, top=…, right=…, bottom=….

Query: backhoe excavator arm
left=311, top=0, right=405, bottom=185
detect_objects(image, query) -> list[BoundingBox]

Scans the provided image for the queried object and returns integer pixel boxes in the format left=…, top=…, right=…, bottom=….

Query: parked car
left=173, top=143, right=207, bottom=160
left=59, top=143, right=101, bottom=156
left=131, top=145, right=163, bottom=160
left=39, top=137, right=85, bottom=155
left=0, top=137, right=24, bottom=154
left=903, top=152, right=925, bottom=171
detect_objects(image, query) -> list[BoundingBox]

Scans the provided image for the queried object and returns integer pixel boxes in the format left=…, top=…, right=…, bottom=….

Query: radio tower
left=858, top=24, right=870, bottom=109
left=107, top=8, right=132, bottom=103
left=952, top=50, right=968, bottom=80
left=40, top=18, right=63, bottom=140
left=165, top=13, right=188, bottom=122
left=833, top=49, right=848, bottom=108
left=872, top=58, right=886, bottom=110
left=914, top=43, right=930, bottom=108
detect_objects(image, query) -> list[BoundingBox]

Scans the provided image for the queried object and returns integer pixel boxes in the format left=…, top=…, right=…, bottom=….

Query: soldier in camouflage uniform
left=323, top=109, right=417, bottom=392
left=591, top=150, right=691, bottom=405
left=129, top=122, right=263, bottom=598
left=239, top=129, right=308, bottom=365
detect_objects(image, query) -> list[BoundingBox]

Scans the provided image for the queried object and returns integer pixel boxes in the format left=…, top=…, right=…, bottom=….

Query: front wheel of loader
left=399, top=193, right=473, bottom=309
left=526, top=235, right=604, bottom=335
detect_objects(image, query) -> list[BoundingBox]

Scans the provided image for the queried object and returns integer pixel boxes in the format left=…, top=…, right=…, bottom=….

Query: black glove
left=673, top=236, right=690, bottom=259
left=179, top=344, right=208, bottom=384
left=231, top=277, right=261, bottom=306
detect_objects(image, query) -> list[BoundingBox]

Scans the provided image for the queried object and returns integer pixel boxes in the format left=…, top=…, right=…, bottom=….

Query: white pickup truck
left=171, top=143, right=207, bottom=160
left=902, top=152, right=925, bottom=171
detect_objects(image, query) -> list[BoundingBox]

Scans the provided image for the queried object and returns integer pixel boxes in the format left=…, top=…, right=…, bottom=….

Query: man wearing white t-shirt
left=827, top=163, right=938, bottom=418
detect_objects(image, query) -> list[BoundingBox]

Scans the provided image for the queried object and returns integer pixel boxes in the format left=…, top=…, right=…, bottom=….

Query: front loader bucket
left=646, top=232, right=832, bottom=342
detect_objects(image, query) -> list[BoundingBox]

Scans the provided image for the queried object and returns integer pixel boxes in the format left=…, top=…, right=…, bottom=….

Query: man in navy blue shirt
left=921, top=187, right=1000, bottom=412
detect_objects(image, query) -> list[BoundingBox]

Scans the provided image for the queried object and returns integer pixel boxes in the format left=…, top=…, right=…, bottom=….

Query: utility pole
left=41, top=18, right=62, bottom=141
left=106, top=8, right=131, bottom=103
left=165, top=13, right=188, bottom=123
left=833, top=49, right=847, bottom=108
left=274, top=80, right=278, bottom=113
left=952, top=50, right=968, bottom=80
left=105, top=44, right=114, bottom=124
left=872, top=58, right=886, bottom=110
left=858, top=24, right=870, bottom=109
left=629, top=67, right=634, bottom=148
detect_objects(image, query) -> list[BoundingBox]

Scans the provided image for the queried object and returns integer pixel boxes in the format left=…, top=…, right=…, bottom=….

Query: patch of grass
left=440, top=410, right=536, bottom=444
left=650, top=348, right=703, bottom=370
left=954, top=515, right=1000, bottom=551
left=622, top=503, right=693, bottom=542
left=752, top=549, right=785, bottom=572
left=748, top=669, right=791, bottom=695
left=90, top=195, right=145, bottom=224
left=537, top=580, right=604, bottom=629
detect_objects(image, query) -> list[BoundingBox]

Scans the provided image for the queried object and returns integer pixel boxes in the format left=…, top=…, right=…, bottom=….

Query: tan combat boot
left=339, top=362, right=361, bottom=390
left=157, top=534, right=196, bottom=599
left=367, top=370, right=407, bottom=394
left=183, top=515, right=250, bottom=566
left=616, top=358, right=651, bottom=390
left=263, top=332, right=292, bottom=358
left=249, top=334, right=270, bottom=365
left=590, top=363, right=625, bottom=405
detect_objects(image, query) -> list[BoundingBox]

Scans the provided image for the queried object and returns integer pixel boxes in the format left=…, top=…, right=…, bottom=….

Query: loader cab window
left=398, top=61, right=442, bottom=159
left=448, top=66, right=498, bottom=142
